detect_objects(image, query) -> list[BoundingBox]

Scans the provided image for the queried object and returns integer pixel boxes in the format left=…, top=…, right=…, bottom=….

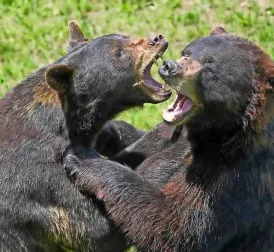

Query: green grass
left=1, top=0, right=274, bottom=130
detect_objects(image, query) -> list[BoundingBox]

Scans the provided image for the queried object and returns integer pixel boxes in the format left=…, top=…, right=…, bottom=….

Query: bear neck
left=186, top=120, right=274, bottom=173
left=187, top=126, right=252, bottom=166
left=65, top=98, right=126, bottom=148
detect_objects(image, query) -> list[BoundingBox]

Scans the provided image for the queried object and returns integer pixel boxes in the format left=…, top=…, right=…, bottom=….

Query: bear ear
left=45, top=64, right=74, bottom=93
left=68, top=20, right=88, bottom=52
left=210, top=26, right=229, bottom=36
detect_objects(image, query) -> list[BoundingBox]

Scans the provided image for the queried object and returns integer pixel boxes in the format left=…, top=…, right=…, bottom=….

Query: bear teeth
left=152, top=58, right=159, bottom=66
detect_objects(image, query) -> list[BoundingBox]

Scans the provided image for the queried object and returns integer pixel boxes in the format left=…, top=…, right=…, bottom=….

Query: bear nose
left=152, top=34, right=164, bottom=43
left=158, top=60, right=177, bottom=78
left=148, top=35, right=164, bottom=45
left=163, top=60, right=176, bottom=73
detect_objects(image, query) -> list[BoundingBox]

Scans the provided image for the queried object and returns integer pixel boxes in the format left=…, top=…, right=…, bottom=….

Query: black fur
left=95, top=120, right=146, bottom=159
left=96, top=120, right=188, bottom=185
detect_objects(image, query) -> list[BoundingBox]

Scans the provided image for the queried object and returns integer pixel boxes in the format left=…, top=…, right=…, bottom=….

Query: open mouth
left=163, top=92, right=194, bottom=124
left=139, top=47, right=172, bottom=101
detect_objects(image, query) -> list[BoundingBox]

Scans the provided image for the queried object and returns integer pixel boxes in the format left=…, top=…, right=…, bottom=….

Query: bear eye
left=116, top=48, right=124, bottom=57
left=181, top=50, right=191, bottom=57
left=202, top=56, right=214, bottom=64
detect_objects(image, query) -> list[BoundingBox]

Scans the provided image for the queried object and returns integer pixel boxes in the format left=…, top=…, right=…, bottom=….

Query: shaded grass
left=0, top=0, right=274, bottom=130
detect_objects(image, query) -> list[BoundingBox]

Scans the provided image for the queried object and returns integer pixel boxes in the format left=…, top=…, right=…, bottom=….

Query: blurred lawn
left=0, top=0, right=274, bottom=130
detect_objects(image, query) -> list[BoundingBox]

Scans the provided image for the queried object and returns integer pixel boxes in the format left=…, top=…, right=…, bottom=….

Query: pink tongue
left=163, top=94, right=193, bottom=122
left=173, top=95, right=193, bottom=113
left=181, top=97, right=193, bottom=112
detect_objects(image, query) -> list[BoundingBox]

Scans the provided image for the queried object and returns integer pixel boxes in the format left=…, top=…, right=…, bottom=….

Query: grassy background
left=1, top=0, right=274, bottom=130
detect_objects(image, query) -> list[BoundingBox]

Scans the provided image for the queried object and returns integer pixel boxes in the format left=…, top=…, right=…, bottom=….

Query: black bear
left=0, top=20, right=171, bottom=251
left=64, top=27, right=274, bottom=252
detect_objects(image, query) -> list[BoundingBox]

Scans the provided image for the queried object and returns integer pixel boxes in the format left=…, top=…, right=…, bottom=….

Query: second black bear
left=64, top=27, right=274, bottom=251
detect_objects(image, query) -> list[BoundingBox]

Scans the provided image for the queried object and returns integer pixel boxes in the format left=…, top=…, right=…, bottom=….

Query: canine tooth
left=133, top=83, right=140, bottom=87
left=163, top=110, right=176, bottom=122
left=162, top=85, right=168, bottom=92
left=158, top=55, right=164, bottom=64
left=152, top=58, right=159, bottom=66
